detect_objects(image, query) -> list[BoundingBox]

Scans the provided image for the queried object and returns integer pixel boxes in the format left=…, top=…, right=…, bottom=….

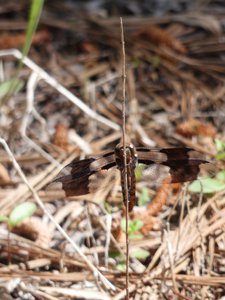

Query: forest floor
left=0, top=1, right=225, bottom=299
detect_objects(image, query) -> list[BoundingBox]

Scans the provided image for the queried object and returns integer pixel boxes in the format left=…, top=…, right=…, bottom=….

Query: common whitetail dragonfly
left=53, top=143, right=209, bottom=211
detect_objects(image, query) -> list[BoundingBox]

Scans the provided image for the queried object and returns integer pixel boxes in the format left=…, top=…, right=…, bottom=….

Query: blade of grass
left=0, top=0, right=44, bottom=105
left=21, top=0, right=44, bottom=60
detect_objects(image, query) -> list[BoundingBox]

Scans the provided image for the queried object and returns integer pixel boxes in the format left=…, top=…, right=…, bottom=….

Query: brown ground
left=0, top=1, right=225, bottom=299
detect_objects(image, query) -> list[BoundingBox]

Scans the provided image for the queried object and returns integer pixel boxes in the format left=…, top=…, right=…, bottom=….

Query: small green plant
left=215, top=139, right=225, bottom=160
left=0, top=202, right=37, bottom=264
left=117, top=262, right=126, bottom=272
left=188, top=141, right=225, bottom=193
left=0, top=79, right=24, bottom=101
left=121, top=218, right=144, bottom=240
left=135, top=163, right=145, bottom=181
left=111, top=219, right=150, bottom=271
left=110, top=247, right=150, bottom=272
left=130, top=247, right=150, bottom=260
left=0, top=0, right=44, bottom=105
left=109, top=251, right=126, bottom=272
left=131, top=56, right=143, bottom=68
left=188, top=170, right=225, bottom=194
left=0, top=202, right=37, bottom=230
left=138, top=187, right=150, bottom=207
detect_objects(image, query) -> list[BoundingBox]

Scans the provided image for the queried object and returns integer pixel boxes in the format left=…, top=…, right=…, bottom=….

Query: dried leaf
left=0, top=30, right=51, bottom=49
left=52, top=123, right=70, bottom=151
left=147, top=181, right=174, bottom=216
left=0, top=163, right=10, bottom=186
left=176, top=119, right=216, bottom=137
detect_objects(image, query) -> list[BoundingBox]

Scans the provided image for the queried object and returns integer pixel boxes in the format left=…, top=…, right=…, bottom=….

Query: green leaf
left=0, top=79, right=24, bottom=99
left=216, top=152, right=225, bottom=161
left=188, top=177, right=225, bottom=194
left=130, top=248, right=150, bottom=260
left=121, top=219, right=144, bottom=235
left=0, top=215, right=9, bottom=223
left=9, top=202, right=37, bottom=227
left=129, top=233, right=143, bottom=240
left=138, top=187, right=149, bottom=207
left=215, top=139, right=225, bottom=152
left=216, top=170, right=225, bottom=181
left=135, top=164, right=145, bottom=181
left=22, top=0, right=44, bottom=57
left=117, top=263, right=126, bottom=272
left=120, top=218, right=127, bottom=233
left=130, top=219, right=144, bottom=232
left=0, top=1, right=44, bottom=107
left=109, top=250, right=121, bottom=259
left=214, top=139, right=225, bottom=160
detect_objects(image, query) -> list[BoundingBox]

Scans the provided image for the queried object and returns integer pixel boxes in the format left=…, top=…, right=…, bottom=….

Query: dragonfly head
left=114, top=143, right=138, bottom=169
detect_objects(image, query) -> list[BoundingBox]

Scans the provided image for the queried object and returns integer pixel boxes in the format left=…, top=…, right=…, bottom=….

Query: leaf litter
left=0, top=1, right=225, bottom=299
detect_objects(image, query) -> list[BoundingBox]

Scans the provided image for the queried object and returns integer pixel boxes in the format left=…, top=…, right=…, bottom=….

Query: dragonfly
left=52, top=143, right=209, bottom=211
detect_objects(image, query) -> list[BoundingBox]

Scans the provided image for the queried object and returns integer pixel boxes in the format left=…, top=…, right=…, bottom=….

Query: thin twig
left=120, top=17, right=129, bottom=300
left=0, top=137, right=115, bottom=291
left=85, top=204, right=99, bottom=266
left=104, top=214, right=112, bottom=268
left=165, top=224, right=177, bottom=291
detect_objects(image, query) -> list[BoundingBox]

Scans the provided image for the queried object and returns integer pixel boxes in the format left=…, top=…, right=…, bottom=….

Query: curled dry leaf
left=52, top=123, right=72, bottom=152
left=147, top=181, right=180, bottom=216
left=135, top=25, right=187, bottom=54
left=132, top=181, right=181, bottom=235
left=176, top=119, right=216, bottom=138
left=12, top=217, right=51, bottom=248
left=0, top=163, right=10, bottom=186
